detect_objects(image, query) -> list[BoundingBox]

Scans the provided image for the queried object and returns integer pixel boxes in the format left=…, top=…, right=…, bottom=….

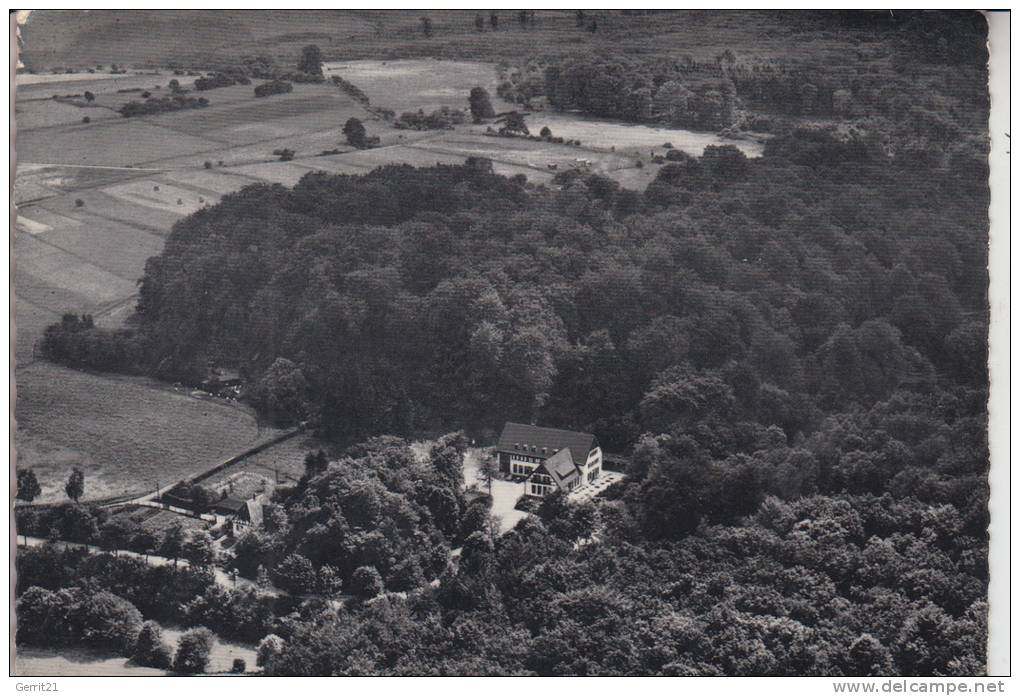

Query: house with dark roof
left=496, top=422, right=602, bottom=497
left=214, top=496, right=264, bottom=535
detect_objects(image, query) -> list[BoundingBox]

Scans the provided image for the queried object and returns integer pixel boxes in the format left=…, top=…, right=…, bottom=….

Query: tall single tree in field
left=297, top=44, right=323, bottom=76
left=16, top=469, right=41, bottom=502
left=468, top=86, right=495, bottom=123
left=420, top=16, right=433, bottom=38
left=343, top=117, right=368, bottom=148
left=65, top=467, right=84, bottom=503
left=474, top=13, right=485, bottom=31
left=518, top=10, right=528, bottom=27
left=489, top=12, right=499, bottom=30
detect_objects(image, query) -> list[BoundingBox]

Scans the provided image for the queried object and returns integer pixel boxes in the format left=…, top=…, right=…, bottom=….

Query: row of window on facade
left=513, top=443, right=559, bottom=455
left=511, top=461, right=537, bottom=476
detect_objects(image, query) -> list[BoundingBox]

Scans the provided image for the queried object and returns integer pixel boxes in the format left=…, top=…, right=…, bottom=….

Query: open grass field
left=14, top=232, right=139, bottom=313
left=482, top=113, right=765, bottom=158
left=16, top=71, right=195, bottom=95
left=15, top=646, right=167, bottom=676
left=326, top=59, right=513, bottom=113
left=15, top=627, right=257, bottom=676
left=14, top=362, right=272, bottom=502
left=22, top=11, right=828, bottom=70
left=15, top=98, right=120, bottom=130
left=17, top=119, right=222, bottom=168
left=149, top=85, right=357, bottom=145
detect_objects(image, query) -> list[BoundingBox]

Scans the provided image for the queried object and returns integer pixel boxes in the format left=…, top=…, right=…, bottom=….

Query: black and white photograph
left=9, top=9, right=1008, bottom=681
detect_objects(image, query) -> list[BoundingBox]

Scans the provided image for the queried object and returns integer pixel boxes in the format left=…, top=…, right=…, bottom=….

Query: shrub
left=273, top=553, right=316, bottom=595
left=254, top=80, right=292, bottom=98
left=343, top=117, right=368, bottom=148
left=173, top=627, right=214, bottom=674
left=231, top=658, right=246, bottom=673
left=257, top=634, right=285, bottom=673
left=70, top=590, right=144, bottom=655
left=119, top=95, right=208, bottom=117
left=203, top=161, right=212, bottom=169
left=133, top=621, right=172, bottom=668
left=81, top=116, right=91, bottom=124
left=75, top=199, right=84, bottom=207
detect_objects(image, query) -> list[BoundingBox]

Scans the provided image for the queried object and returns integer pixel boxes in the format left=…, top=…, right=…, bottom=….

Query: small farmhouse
left=213, top=496, right=263, bottom=535
left=496, top=422, right=602, bottom=497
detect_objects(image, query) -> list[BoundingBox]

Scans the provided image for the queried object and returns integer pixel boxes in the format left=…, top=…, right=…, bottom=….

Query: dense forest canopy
left=29, top=9, right=992, bottom=676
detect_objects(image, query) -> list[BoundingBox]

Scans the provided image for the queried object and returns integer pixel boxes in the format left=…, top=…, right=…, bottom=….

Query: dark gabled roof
left=496, top=422, right=597, bottom=467
left=532, top=448, right=580, bottom=491
left=213, top=497, right=246, bottom=514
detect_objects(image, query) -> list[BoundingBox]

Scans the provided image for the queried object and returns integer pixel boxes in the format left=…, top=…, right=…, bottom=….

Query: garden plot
left=15, top=362, right=270, bottom=502
left=108, top=505, right=209, bottom=537
left=204, top=432, right=329, bottom=488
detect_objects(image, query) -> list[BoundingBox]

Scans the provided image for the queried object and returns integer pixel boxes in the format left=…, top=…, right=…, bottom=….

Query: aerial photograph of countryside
left=12, top=10, right=998, bottom=679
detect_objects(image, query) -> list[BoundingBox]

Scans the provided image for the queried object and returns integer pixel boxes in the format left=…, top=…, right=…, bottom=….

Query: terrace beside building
left=496, top=422, right=602, bottom=497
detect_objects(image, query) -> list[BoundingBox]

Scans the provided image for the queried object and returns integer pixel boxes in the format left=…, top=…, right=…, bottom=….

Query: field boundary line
left=17, top=227, right=149, bottom=284
left=71, top=206, right=172, bottom=238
